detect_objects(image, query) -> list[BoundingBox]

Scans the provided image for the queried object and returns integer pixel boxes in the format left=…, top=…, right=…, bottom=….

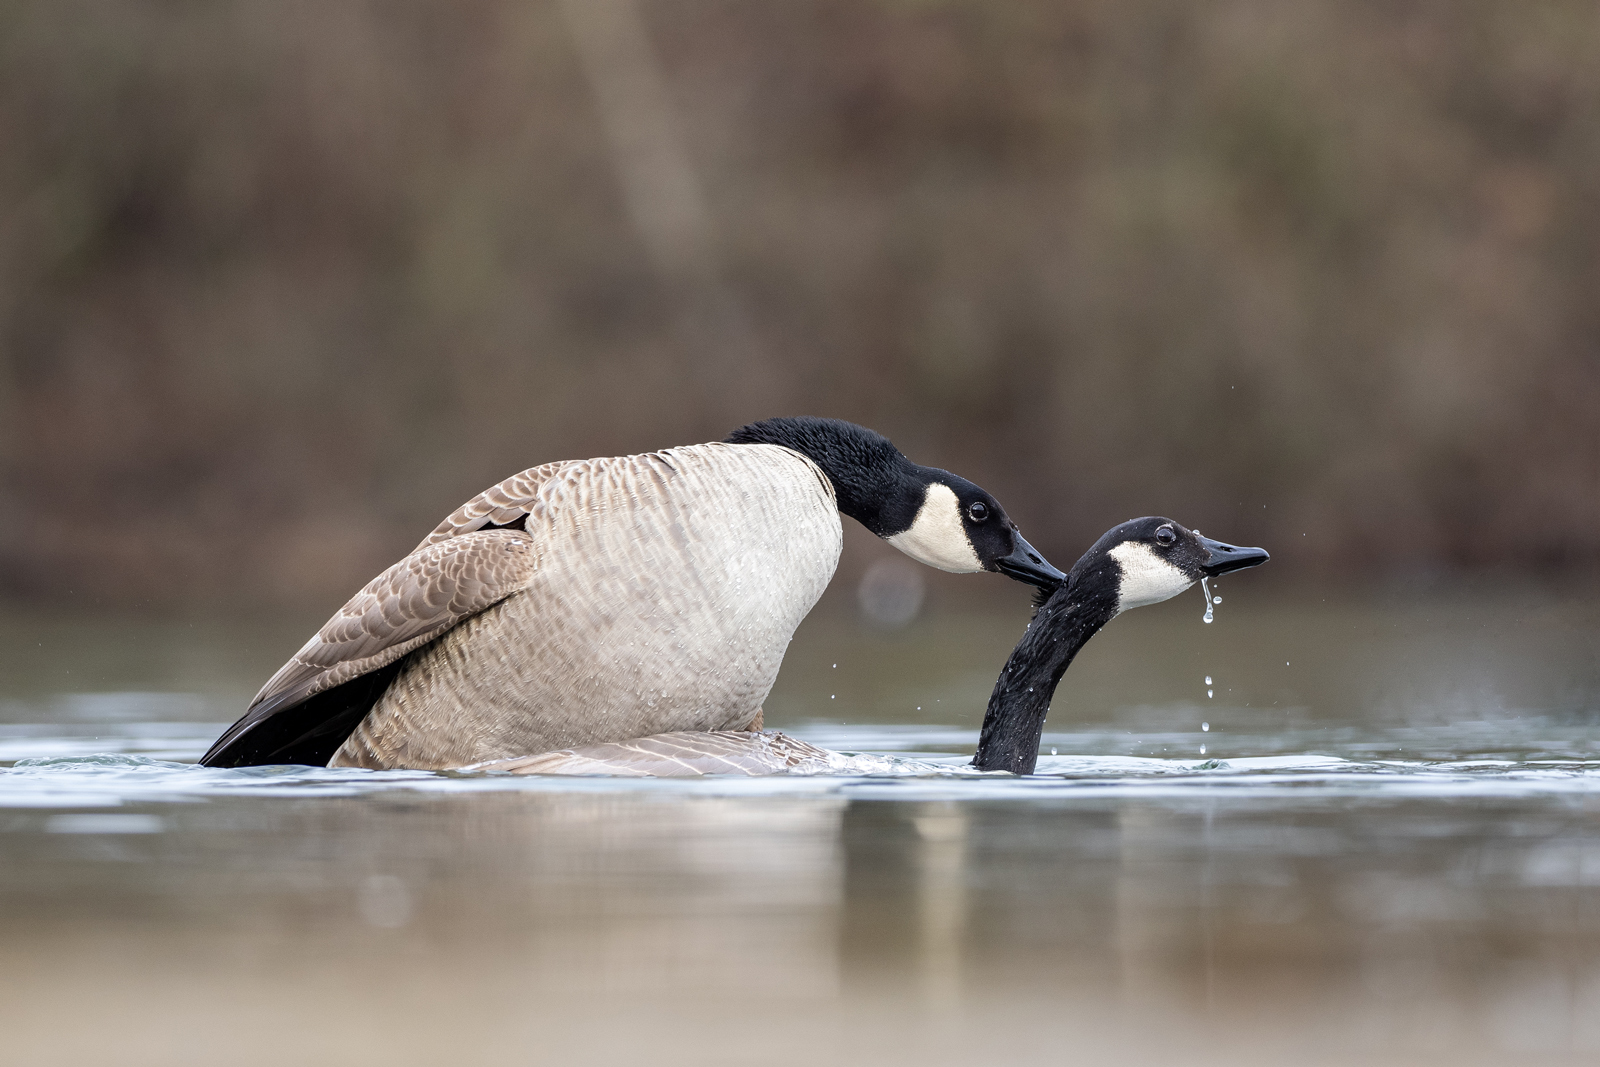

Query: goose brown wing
left=412, top=451, right=695, bottom=551
left=200, top=530, right=539, bottom=766
left=411, top=458, right=577, bottom=549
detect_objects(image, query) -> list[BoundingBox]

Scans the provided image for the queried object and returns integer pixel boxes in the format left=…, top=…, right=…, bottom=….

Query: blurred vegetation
left=1, top=0, right=1597, bottom=608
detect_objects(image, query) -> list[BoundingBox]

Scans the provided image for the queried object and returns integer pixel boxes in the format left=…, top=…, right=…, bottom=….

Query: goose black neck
left=971, top=569, right=1119, bottom=774
left=725, top=416, right=922, bottom=535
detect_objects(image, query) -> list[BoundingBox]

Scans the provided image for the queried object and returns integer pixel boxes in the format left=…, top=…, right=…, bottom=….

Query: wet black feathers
left=199, top=656, right=414, bottom=768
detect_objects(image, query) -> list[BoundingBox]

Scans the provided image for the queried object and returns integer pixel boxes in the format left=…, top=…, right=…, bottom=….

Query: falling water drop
left=1200, top=744, right=1207, bottom=755
left=1205, top=676, right=1213, bottom=686
left=1202, top=722, right=1210, bottom=732
left=1051, top=747, right=1057, bottom=756
left=1207, top=689, right=1214, bottom=698
left=1200, top=576, right=1215, bottom=623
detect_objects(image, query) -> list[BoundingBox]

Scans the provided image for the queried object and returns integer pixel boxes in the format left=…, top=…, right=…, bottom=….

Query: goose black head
left=1060, top=516, right=1271, bottom=615
left=725, top=416, right=1065, bottom=589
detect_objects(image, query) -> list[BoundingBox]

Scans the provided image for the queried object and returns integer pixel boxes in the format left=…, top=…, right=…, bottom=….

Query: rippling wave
left=6, top=716, right=1600, bottom=810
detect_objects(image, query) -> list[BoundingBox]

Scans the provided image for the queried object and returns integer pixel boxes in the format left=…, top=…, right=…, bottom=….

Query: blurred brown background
left=2, top=0, right=1597, bottom=610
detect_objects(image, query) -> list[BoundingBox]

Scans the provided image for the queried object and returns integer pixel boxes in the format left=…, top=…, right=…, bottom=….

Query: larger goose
left=488, top=517, right=1268, bottom=777
left=201, top=418, right=1064, bottom=769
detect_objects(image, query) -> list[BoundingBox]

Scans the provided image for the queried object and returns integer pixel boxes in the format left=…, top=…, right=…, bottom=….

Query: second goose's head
left=1068, top=516, right=1272, bottom=616
left=726, top=416, right=1065, bottom=589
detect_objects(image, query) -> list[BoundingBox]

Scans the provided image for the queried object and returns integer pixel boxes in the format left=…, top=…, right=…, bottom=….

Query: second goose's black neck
left=971, top=561, right=1120, bottom=774
left=725, top=416, right=924, bottom=536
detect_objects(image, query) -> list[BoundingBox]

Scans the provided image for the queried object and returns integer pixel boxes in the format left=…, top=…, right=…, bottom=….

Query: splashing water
left=1200, top=576, right=1215, bottom=623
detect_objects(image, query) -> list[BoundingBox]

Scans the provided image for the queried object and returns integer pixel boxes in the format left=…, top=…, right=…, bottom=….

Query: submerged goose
left=201, top=417, right=1064, bottom=769
left=970, top=516, right=1269, bottom=773
left=490, top=518, right=1267, bottom=777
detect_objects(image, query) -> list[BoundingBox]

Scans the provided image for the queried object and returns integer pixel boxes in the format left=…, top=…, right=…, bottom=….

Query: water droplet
left=1207, top=689, right=1213, bottom=698
left=1202, top=722, right=1210, bottom=732
left=1205, top=676, right=1213, bottom=686
left=1212, top=596, right=1221, bottom=604
left=1051, top=747, right=1057, bottom=756
left=1200, top=576, right=1215, bottom=623
left=1200, top=744, right=1207, bottom=755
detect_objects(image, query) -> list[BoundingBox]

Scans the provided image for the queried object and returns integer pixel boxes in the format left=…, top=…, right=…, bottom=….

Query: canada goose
left=970, top=517, right=1269, bottom=773
left=485, top=518, right=1267, bottom=777
left=201, top=417, right=1064, bottom=769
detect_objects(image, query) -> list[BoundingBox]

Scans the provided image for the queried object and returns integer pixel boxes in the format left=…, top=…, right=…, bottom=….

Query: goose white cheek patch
left=1108, top=542, right=1194, bottom=613
left=886, top=483, right=983, bottom=573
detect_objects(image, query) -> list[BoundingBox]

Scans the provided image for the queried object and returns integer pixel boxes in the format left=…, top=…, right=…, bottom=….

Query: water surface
left=3, top=587, right=1599, bottom=1065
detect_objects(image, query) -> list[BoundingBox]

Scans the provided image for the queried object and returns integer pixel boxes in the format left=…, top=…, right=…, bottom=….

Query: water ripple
left=5, top=720, right=1600, bottom=810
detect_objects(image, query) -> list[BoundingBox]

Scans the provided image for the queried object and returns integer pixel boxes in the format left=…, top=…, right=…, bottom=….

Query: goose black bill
left=1198, top=536, right=1271, bottom=577
left=989, top=533, right=1068, bottom=590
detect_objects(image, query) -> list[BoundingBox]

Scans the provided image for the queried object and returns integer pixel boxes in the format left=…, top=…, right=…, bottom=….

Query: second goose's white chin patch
left=1108, top=542, right=1194, bottom=613
left=885, top=483, right=982, bottom=573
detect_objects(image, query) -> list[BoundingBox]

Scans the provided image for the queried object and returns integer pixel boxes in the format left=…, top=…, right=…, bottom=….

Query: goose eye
left=1155, top=525, right=1177, bottom=546
left=967, top=502, right=989, bottom=522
